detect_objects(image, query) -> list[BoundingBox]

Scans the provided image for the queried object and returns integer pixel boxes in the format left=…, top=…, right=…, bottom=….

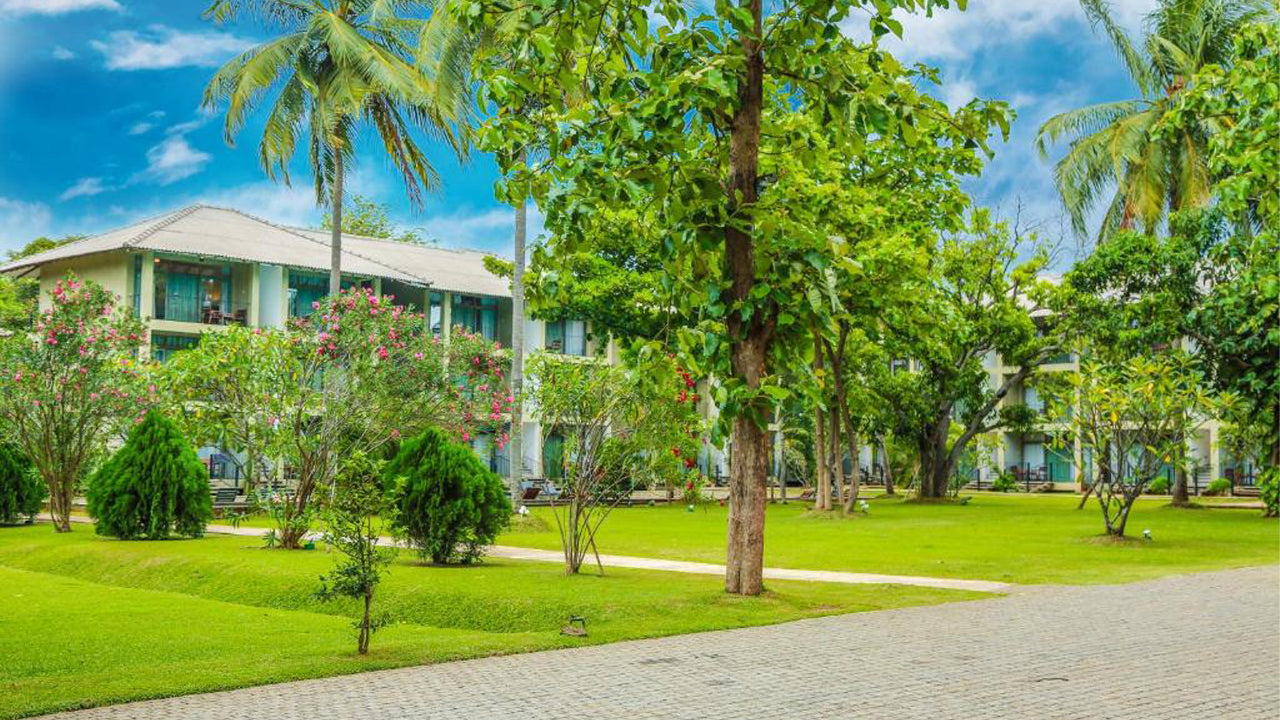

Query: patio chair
left=520, top=486, right=542, bottom=501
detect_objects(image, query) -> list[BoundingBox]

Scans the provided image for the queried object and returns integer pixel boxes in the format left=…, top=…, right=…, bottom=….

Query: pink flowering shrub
left=0, top=275, right=150, bottom=532
left=221, top=287, right=511, bottom=549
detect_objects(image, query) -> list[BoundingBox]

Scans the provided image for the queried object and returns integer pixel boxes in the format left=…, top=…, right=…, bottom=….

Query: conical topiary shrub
left=0, top=443, right=44, bottom=525
left=386, top=427, right=510, bottom=564
left=87, top=411, right=212, bottom=539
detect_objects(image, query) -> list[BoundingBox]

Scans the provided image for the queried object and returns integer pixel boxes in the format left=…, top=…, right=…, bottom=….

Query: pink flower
left=461, top=431, right=470, bottom=442
left=414, top=352, right=424, bottom=360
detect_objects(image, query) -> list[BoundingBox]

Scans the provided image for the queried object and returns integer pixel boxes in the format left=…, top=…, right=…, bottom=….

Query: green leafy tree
left=86, top=410, right=213, bottom=540
left=0, top=443, right=44, bottom=524
left=868, top=212, right=1064, bottom=499
left=1044, top=354, right=1215, bottom=536
left=317, top=451, right=395, bottom=654
left=159, top=326, right=287, bottom=493
left=386, top=426, right=510, bottom=564
left=203, top=0, right=470, bottom=293
left=321, top=194, right=435, bottom=245
left=1, top=235, right=85, bottom=332
left=0, top=275, right=151, bottom=532
left=525, top=352, right=703, bottom=574
left=460, top=0, right=1007, bottom=593
left=1035, top=0, right=1269, bottom=240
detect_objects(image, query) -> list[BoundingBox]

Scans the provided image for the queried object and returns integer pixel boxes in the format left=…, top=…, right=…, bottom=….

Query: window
left=545, top=319, right=586, bottom=355
left=452, top=294, right=499, bottom=341
left=429, top=292, right=444, bottom=336
left=151, top=333, right=200, bottom=363
left=542, top=431, right=565, bottom=481
left=154, top=259, right=230, bottom=324
left=131, top=255, right=142, bottom=317
left=288, top=272, right=368, bottom=318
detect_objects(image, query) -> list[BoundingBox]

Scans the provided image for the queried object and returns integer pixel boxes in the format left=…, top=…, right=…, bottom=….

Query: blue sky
left=0, top=0, right=1153, bottom=258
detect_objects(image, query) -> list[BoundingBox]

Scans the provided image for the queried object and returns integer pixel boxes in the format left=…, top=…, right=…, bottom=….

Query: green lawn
left=496, top=493, right=1280, bottom=585
left=0, top=525, right=977, bottom=719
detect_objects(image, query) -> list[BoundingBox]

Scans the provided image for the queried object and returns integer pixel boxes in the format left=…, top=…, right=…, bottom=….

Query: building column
left=441, top=291, right=453, bottom=342
left=139, top=252, right=155, bottom=321
left=248, top=264, right=261, bottom=327
left=280, top=269, right=290, bottom=322
left=1209, top=424, right=1221, bottom=484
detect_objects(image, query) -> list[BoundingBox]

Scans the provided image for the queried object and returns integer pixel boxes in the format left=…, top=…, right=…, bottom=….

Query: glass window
left=545, top=319, right=586, bottom=355
left=452, top=294, right=499, bottom=341
left=542, top=431, right=565, bottom=481
left=429, top=292, right=443, bottom=336
left=152, top=333, right=200, bottom=363
left=154, top=259, right=230, bottom=324
left=287, top=272, right=370, bottom=318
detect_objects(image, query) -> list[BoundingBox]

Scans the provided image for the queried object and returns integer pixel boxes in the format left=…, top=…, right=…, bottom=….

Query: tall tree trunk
left=830, top=408, right=844, bottom=511
left=508, top=172, right=527, bottom=505
left=723, top=0, right=768, bottom=596
left=329, top=151, right=345, bottom=295
left=880, top=437, right=895, bottom=495
left=813, top=333, right=829, bottom=510
left=1171, top=410, right=1190, bottom=505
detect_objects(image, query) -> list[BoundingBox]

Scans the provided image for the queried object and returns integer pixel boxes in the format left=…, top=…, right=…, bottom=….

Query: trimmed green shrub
left=0, top=444, right=45, bottom=524
left=1147, top=477, right=1170, bottom=494
left=1204, top=478, right=1232, bottom=497
left=86, top=411, right=212, bottom=539
left=386, top=427, right=510, bottom=564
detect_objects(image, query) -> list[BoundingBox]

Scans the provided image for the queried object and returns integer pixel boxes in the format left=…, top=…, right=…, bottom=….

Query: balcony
left=153, top=259, right=249, bottom=326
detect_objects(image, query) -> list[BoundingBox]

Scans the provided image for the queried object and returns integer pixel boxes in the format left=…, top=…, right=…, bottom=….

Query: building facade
left=0, top=204, right=617, bottom=483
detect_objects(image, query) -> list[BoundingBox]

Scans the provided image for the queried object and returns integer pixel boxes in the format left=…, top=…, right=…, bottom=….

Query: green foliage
left=526, top=352, right=703, bottom=572
left=1044, top=353, right=1215, bottom=536
left=320, top=195, right=434, bottom=245
left=1259, top=468, right=1278, bottom=518
left=991, top=472, right=1020, bottom=494
left=0, top=443, right=44, bottom=524
left=1147, top=477, right=1170, bottom=495
left=1035, top=0, right=1269, bottom=239
left=202, top=1, right=470, bottom=208
left=387, top=427, right=510, bottom=565
left=1203, top=478, right=1232, bottom=497
left=317, top=452, right=396, bottom=654
left=86, top=411, right=212, bottom=540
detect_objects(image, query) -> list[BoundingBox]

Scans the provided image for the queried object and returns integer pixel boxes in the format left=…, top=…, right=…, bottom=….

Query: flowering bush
left=166, top=287, right=512, bottom=548
left=0, top=275, right=150, bottom=531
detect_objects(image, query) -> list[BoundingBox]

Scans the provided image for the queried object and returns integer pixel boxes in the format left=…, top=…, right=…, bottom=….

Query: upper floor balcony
left=150, top=257, right=251, bottom=326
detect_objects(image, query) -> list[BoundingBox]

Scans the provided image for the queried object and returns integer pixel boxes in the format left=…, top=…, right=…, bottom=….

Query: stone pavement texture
left=39, top=565, right=1279, bottom=720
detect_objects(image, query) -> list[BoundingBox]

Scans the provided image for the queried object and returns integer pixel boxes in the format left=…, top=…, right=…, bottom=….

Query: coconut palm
left=1036, top=0, right=1269, bottom=241
left=202, top=0, right=471, bottom=292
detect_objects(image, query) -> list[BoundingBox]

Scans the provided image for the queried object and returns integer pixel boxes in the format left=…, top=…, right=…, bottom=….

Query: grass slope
left=497, top=493, right=1280, bottom=585
left=0, top=526, right=978, bottom=718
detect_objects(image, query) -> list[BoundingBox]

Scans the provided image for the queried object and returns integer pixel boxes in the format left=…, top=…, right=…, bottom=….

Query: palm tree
left=202, top=0, right=471, bottom=293
left=1036, top=0, right=1268, bottom=241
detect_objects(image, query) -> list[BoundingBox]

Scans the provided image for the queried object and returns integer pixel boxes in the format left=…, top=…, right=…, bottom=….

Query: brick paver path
left=40, top=565, right=1279, bottom=720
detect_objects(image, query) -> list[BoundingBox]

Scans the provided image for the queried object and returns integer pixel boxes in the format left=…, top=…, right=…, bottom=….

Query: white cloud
left=91, top=25, right=254, bottom=71
left=127, top=121, right=152, bottom=135
left=51, top=45, right=76, bottom=60
left=0, top=197, right=53, bottom=251
left=0, top=0, right=119, bottom=16
left=194, top=182, right=321, bottom=228
left=59, top=177, right=108, bottom=201
left=136, top=134, right=211, bottom=185
left=844, top=1, right=1155, bottom=63
left=413, top=205, right=544, bottom=255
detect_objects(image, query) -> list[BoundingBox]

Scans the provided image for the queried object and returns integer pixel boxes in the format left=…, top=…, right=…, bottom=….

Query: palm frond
left=1034, top=100, right=1148, bottom=158
left=1079, top=0, right=1154, bottom=94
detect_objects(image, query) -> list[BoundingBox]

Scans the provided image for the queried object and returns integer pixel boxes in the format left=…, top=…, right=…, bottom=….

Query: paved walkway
left=48, top=515, right=1013, bottom=593
left=39, top=565, right=1279, bottom=719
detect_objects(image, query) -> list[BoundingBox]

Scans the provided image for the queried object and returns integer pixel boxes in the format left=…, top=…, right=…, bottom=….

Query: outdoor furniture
left=520, top=486, right=542, bottom=501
